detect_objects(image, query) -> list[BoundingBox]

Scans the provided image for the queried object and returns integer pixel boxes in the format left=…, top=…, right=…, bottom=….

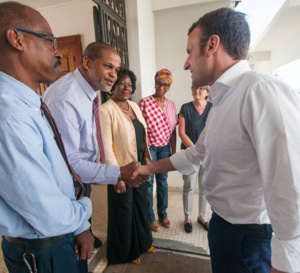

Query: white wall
left=153, top=1, right=228, bottom=187
left=126, top=0, right=157, bottom=103
left=39, top=0, right=96, bottom=51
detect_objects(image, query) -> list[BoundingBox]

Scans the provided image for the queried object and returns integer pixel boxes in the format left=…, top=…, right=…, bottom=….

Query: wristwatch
left=117, top=170, right=122, bottom=182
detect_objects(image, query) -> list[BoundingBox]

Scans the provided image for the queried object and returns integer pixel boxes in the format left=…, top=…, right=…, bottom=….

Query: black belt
left=213, top=213, right=272, bottom=232
left=5, top=235, right=65, bottom=249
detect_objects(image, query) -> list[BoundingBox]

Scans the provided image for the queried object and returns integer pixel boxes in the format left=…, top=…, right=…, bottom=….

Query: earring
left=109, top=90, right=113, bottom=95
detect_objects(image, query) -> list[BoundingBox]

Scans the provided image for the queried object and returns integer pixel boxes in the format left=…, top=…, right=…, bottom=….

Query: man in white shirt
left=132, top=7, right=300, bottom=273
left=43, top=42, right=148, bottom=270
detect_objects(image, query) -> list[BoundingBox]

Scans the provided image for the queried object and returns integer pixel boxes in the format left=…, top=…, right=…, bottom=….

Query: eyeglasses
left=15, top=28, right=57, bottom=51
left=191, top=87, right=207, bottom=92
left=155, top=82, right=170, bottom=89
left=117, top=82, right=133, bottom=89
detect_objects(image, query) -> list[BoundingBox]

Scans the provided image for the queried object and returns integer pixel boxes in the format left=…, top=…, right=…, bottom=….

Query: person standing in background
left=178, top=86, right=212, bottom=233
left=139, top=69, right=177, bottom=232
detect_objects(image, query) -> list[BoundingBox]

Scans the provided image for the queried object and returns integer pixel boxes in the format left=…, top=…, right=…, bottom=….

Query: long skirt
left=106, top=161, right=152, bottom=264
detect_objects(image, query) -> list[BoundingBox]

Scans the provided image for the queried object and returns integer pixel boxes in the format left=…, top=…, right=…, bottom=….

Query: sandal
left=159, top=218, right=170, bottom=228
left=151, top=221, right=159, bottom=232
left=147, top=246, right=156, bottom=253
left=131, top=258, right=140, bottom=264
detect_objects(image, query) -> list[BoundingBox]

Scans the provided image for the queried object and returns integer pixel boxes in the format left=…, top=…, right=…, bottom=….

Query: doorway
left=38, top=34, right=82, bottom=95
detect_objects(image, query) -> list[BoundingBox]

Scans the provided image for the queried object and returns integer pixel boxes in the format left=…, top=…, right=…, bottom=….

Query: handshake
left=120, top=161, right=153, bottom=188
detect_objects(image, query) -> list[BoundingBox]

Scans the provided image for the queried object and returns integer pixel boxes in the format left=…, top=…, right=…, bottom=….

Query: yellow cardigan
left=98, top=99, right=151, bottom=166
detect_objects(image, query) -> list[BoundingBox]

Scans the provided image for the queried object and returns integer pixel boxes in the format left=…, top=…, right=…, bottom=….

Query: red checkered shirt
left=139, top=96, right=177, bottom=147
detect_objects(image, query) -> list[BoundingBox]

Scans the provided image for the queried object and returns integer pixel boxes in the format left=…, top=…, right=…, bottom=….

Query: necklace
left=112, top=98, right=132, bottom=113
left=118, top=101, right=131, bottom=113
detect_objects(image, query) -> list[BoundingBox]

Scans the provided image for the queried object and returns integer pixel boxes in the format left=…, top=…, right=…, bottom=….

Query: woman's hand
left=114, top=180, right=126, bottom=194
left=145, top=158, right=152, bottom=165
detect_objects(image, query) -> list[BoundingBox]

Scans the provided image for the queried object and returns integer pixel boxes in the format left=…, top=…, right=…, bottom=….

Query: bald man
left=0, top=2, right=93, bottom=272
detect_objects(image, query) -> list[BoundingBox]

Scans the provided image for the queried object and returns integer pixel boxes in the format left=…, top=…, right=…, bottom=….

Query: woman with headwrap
left=139, top=68, right=177, bottom=232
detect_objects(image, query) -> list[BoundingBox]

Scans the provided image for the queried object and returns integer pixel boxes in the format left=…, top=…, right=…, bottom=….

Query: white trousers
left=182, top=166, right=207, bottom=220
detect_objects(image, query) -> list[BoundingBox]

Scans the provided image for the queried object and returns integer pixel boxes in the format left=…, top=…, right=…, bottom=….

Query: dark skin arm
left=170, top=128, right=177, bottom=155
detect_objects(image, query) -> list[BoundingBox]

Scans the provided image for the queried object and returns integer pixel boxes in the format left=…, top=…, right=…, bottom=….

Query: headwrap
left=155, top=68, right=172, bottom=85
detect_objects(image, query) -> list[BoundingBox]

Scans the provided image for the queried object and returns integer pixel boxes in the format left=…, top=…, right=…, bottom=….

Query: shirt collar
left=73, top=68, right=98, bottom=101
left=0, top=71, right=41, bottom=109
left=210, top=60, right=251, bottom=106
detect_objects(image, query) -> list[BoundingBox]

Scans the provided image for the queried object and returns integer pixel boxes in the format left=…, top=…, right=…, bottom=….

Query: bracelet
left=117, top=170, right=122, bottom=182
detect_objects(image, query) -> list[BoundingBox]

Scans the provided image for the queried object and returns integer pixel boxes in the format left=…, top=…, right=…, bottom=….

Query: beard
left=87, top=69, right=110, bottom=92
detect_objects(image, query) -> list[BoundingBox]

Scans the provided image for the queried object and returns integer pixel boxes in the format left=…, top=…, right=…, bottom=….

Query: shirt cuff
left=170, top=149, right=197, bottom=175
left=73, top=221, right=91, bottom=236
left=271, top=235, right=300, bottom=272
left=103, top=165, right=119, bottom=185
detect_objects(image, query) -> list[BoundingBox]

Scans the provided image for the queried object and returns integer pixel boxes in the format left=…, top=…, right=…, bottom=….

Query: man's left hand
left=74, top=229, right=95, bottom=260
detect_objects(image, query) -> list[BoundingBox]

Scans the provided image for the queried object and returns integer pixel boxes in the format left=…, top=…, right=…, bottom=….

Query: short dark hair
left=188, top=7, right=250, bottom=60
left=0, top=1, right=39, bottom=51
left=82, top=42, right=118, bottom=61
left=111, top=67, right=137, bottom=95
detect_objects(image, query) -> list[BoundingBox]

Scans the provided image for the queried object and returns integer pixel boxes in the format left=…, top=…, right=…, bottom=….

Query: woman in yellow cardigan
left=98, top=68, right=155, bottom=265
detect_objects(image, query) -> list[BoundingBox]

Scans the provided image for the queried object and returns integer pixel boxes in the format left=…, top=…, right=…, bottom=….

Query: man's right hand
left=120, top=161, right=149, bottom=187
left=131, top=163, right=152, bottom=180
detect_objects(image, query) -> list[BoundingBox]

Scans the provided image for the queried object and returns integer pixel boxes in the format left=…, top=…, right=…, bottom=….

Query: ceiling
left=0, top=0, right=225, bottom=10
left=0, top=0, right=79, bottom=9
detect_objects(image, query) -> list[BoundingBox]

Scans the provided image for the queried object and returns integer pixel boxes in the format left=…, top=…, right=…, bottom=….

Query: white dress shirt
left=171, top=60, right=300, bottom=272
left=43, top=68, right=119, bottom=184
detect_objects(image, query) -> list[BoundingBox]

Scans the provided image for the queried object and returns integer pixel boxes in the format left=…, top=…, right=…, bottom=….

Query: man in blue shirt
left=43, top=42, right=147, bottom=249
left=0, top=2, right=94, bottom=273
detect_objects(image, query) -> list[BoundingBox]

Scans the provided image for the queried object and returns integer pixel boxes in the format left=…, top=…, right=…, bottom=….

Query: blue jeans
left=2, top=234, right=87, bottom=273
left=147, top=144, right=171, bottom=222
left=208, top=213, right=272, bottom=273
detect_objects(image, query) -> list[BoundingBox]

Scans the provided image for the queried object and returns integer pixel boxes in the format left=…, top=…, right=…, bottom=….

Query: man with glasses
left=0, top=2, right=94, bottom=273
left=133, top=7, right=300, bottom=273
left=14, top=28, right=58, bottom=51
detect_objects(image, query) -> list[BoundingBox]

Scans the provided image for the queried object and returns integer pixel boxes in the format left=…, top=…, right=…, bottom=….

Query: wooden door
left=38, top=35, right=82, bottom=95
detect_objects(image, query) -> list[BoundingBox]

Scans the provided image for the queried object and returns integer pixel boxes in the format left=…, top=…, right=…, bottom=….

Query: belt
left=213, top=213, right=272, bottom=232
left=5, top=235, right=65, bottom=249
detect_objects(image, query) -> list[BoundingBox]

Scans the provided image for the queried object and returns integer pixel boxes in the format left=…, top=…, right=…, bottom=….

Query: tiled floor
left=0, top=184, right=211, bottom=273
left=88, top=184, right=211, bottom=273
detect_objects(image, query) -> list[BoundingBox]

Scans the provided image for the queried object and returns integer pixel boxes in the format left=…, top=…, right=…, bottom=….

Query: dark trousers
left=2, top=233, right=87, bottom=273
left=208, top=213, right=272, bottom=273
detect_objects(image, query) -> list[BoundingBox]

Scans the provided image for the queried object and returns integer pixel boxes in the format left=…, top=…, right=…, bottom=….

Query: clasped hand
left=120, top=161, right=150, bottom=188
